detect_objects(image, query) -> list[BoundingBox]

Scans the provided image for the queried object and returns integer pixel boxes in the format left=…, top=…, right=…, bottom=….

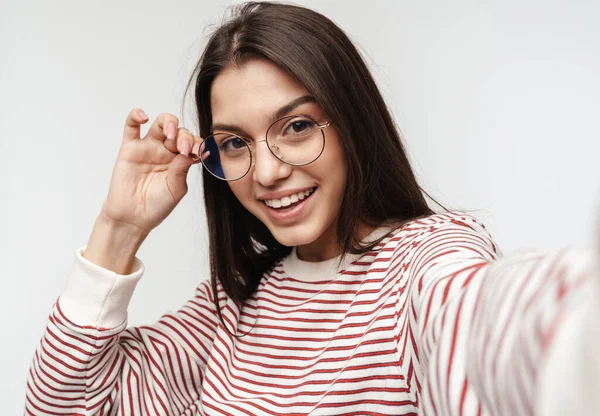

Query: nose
left=251, top=140, right=292, bottom=186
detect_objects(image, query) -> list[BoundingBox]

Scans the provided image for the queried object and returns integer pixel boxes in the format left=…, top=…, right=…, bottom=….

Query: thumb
left=166, top=154, right=195, bottom=200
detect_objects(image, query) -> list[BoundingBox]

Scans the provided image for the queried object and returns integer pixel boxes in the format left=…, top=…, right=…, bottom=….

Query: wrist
left=83, top=213, right=148, bottom=275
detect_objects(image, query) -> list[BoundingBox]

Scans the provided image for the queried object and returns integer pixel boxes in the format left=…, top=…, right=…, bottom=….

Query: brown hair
left=183, top=1, right=445, bottom=330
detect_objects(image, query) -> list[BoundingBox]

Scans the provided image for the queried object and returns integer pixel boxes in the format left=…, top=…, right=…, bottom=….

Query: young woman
left=25, top=2, right=599, bottom=415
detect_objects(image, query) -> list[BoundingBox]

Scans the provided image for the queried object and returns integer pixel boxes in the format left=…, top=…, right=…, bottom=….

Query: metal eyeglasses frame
left=195, top=114, right=332, bottom=182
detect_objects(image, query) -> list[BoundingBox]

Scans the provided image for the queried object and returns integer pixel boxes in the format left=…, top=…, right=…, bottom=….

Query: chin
left=243, top=191, right=339, bottom=249
left=265, top=222, right=322, bottom=247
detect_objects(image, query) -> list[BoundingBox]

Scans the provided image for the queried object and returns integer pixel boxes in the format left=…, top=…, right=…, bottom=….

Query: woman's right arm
left=25, top=109, right=213, bottom=415
left=25, top=216, right=220, bottom=415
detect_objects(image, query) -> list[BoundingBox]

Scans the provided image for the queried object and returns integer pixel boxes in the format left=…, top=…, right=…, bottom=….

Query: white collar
left=281, top=225, right=396, bottom=282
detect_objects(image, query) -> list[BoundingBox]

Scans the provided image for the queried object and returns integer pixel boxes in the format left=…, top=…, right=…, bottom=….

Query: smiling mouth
left=261, top=187, right=317, bottom=210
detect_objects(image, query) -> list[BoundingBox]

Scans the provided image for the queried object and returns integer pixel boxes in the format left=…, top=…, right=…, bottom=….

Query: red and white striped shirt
left=25, top=211, right=600, bottom=415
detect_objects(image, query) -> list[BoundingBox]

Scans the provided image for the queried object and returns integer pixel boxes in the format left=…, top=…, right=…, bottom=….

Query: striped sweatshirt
left=25, top=211, right=600, bottom=415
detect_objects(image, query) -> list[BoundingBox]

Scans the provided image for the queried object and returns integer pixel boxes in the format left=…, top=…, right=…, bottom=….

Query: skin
left=210, top=58, right=350, bottom=262
left=98, top=56, right=374, bottom=268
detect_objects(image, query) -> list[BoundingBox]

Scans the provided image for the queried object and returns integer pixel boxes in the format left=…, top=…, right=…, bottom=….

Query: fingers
left=176, top=127, right=194, bottom=156
left=161, top=127, right=196, bottom=156
left=123, top=108, right=149, bottom=142
left=173, top=127, right=210, bottom=160
left=143, top=112, right=180, bottom=143
left=191, top=143, right=210, bottom=164
left=191, top=142, right=200, bottom=155
left=126, top=110, right=209, bottom=161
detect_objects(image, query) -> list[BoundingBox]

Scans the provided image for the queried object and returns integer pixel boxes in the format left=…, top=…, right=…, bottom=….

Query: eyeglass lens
left=201, top=115, right=325, bottom=181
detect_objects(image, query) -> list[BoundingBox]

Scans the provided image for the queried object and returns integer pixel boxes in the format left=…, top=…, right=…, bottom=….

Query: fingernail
left=167, top=122, right=176, bottom=140
left=180, top=140, right=191, bottom=156
left=191, top=142, right=200, bottom=155
left=138, top=110, right=149, bottom=121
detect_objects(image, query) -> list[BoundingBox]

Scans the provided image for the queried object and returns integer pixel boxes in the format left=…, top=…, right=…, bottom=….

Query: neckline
left=281, top=224, right=397, bottom=282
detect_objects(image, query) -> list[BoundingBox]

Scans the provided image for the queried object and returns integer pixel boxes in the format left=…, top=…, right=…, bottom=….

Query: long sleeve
left=25, top=246, right=220, bottom=415
left=406, top=213, right=599, bottom=415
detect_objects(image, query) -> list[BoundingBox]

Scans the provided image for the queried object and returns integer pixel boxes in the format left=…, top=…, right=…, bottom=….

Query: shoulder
left=381, top=210, right=501, bottom=265
left=392, top=210, right=493, bottom=235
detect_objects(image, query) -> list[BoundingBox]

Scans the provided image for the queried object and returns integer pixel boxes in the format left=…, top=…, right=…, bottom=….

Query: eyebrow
left=211, top=95, right=317, bottom=136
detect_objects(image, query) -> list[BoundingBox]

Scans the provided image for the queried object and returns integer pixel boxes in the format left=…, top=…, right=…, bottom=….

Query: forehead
left=210, top=58, right=310, bottom=123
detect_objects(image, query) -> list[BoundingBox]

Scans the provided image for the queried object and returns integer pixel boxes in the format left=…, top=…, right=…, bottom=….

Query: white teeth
left=264, top=187, right=316, bottom=209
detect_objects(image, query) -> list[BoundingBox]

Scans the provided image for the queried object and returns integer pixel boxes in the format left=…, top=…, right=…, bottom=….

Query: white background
left=1, top=0, right=599, bottom=412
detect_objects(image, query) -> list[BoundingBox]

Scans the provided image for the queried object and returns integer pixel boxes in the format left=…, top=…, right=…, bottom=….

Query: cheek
left=228, top=179, right=255, bottom=209
left=318, top=133, right=348, bottom=189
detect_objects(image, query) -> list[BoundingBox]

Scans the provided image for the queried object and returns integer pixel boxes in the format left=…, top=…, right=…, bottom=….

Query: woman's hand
left=99, top=108, right=206, bottom=237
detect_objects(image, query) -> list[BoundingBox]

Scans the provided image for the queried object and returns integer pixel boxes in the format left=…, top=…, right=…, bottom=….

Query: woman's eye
left=220, top=137, right=246, bottom=151
left=284, top=119, right=315, bottom=135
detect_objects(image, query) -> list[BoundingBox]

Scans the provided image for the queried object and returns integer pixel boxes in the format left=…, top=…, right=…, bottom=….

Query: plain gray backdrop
left=1, top=0, right=599, bottom=413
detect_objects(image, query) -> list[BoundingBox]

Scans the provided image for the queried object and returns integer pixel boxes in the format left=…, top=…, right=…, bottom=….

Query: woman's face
left=210, top=58, right=347, bottom=260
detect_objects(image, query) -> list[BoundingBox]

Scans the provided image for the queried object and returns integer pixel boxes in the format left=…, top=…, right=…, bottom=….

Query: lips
left=261, top=187, right=317, bottom=222
left=263, top=187, right=317, bottom=209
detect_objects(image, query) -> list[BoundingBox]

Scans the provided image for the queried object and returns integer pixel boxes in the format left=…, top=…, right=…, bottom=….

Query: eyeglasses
left=193, top=114, right=331, bottom=181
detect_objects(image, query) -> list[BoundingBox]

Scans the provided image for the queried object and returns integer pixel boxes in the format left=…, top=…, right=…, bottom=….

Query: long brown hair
left=183, top=1, right=446, bottom=328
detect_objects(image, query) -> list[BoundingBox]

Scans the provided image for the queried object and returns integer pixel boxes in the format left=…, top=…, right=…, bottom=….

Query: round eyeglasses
left=193, top=114, right=331, bottom=181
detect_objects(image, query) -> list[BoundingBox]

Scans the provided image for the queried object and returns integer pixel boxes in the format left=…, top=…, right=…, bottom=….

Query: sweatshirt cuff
left=58, top=245, right=145, bottom=329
